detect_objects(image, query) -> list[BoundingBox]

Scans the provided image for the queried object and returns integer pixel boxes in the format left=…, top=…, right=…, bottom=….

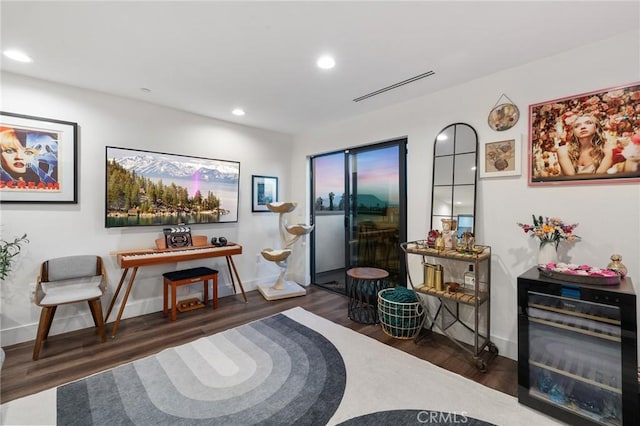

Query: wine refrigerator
left=517, top=267, right=637, bottom=426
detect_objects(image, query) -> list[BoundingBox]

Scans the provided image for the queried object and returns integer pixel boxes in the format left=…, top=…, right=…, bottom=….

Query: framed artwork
left=0, top=111, right=78, bottom=203
left=252, top=175, right=278, bottom=212
left=529, top=82, right=640, bottom=186
left=480, top=138, right=521, bottom=178
left=488, top=94, right=520, bottom=131
left=106, top=146, right=240, bottom=227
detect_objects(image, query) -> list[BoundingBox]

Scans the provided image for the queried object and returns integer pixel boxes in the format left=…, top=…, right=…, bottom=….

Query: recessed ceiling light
left=316, top=55, right=335, bottom=70
left=436, top=134, right=448, bottom=141
left=3, top=49, right=33, bottom=63
left=232, top=108, right=245, bottom=116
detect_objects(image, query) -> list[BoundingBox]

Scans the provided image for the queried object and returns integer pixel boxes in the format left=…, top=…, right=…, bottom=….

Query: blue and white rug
left=0, top=307, right=560, bottom=425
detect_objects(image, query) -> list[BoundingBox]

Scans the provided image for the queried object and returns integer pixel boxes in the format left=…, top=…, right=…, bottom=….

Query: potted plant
left=0, top=233, right=28, bottom=367
left=0, top=233, right=29, bottom=281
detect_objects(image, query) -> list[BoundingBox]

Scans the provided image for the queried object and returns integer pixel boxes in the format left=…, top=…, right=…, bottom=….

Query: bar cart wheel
left=488, top=342, right=499, bottom=354
left=475, top=358, right=487, bottom=373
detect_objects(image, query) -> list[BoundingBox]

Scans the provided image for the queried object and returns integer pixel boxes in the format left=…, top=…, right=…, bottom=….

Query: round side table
left=346, top=267, right=390, bottom=324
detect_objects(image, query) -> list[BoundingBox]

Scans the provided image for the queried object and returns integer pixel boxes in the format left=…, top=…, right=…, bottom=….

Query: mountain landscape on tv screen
left=105, top=148, right=240, bottom=227
left=113, top=154, right=238, bottom=184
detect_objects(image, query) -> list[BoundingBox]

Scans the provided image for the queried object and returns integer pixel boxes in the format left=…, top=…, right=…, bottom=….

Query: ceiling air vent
left=353, top=70, right=435, bottom=102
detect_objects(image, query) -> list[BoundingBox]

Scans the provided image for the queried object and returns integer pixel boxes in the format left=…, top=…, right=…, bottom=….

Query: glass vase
left=538, top=243, right=558, bottom=265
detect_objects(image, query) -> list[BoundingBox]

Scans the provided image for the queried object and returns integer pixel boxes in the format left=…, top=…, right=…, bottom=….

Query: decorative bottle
left=434, top=264, right=444, bottom=291
left=435, top=232, right=445, bottom=251
left=607, top=254, right=628, bottom=277
left=464, top=264, right=475, bottom=291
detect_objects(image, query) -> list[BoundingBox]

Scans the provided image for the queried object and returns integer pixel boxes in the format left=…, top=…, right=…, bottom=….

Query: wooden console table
left=106, top=243, right=246, bottom=338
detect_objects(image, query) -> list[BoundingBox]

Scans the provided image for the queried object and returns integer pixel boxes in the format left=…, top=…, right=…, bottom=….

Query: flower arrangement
left=517, top=215, right=580, bottom=249
left=426, top=229, right=440, bottom=247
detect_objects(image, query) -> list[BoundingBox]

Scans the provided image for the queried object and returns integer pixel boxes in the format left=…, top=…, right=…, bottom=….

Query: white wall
left=0, top=72, right=295, bottom=345
left=292, top=31, right=640, bottom=360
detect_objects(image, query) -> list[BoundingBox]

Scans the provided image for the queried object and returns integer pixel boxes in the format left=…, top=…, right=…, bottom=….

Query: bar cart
left=400, top=241, right=497, bottom=372
left=517, top=266, right=637, bottom=426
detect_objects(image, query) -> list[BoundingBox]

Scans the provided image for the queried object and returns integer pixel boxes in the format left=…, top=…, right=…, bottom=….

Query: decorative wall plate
left=488, top=102, right=520, bottom=131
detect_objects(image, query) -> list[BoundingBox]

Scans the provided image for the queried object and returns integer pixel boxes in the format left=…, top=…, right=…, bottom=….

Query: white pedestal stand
left=258, top=202, right=314, bottom=301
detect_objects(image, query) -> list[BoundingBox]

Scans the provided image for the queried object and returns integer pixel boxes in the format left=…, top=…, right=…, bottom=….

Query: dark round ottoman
left=346, top=267, right=390, bottom=324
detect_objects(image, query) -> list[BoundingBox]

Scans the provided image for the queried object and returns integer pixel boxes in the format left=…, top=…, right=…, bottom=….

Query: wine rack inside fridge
left=517, top=267, right=637, bottom=426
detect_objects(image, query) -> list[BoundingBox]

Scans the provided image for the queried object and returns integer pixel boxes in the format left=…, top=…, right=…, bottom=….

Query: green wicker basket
left=378, top=287, right=425, bottom=339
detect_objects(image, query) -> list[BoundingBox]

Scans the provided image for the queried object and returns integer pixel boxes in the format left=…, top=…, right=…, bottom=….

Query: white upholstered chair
left=33, top=255, right=108, bottom=360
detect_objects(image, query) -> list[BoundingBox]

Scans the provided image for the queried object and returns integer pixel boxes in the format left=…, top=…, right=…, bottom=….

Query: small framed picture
left=252, top=175, right=278, bottom=212
left=1, top=111, right=78, bottom=203
left=479, top=138, right=521, bottom=178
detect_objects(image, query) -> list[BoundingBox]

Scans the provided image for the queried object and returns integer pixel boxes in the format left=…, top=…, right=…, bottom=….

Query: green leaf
left=0, top=234, right=29, bottom=281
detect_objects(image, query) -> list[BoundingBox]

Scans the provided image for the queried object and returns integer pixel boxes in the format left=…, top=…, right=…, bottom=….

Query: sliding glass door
left=311, top=139, right=406, bottom=293
left=310, top=152, right=347, bottom=292
left=347, top=141, right=406, bottom=285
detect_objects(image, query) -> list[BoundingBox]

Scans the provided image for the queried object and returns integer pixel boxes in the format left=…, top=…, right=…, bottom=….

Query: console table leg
left=110, top=267, right=138, bottom=338
left=227, top=256, right=247, bottom=303
left=105, top=268, right=129, bottom=323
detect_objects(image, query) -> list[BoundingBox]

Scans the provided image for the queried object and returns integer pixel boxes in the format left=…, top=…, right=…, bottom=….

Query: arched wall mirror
left=430, top=123, right=478, bottom=236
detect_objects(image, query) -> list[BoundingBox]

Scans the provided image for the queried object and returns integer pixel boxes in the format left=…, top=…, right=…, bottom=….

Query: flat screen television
left=105, top=146, right=240, bottom=228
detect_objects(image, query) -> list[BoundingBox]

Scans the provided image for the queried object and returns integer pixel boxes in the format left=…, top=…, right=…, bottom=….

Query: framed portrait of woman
left=0, top=111, right=78, bottom=203
left=528, top=82, right=640, bottom=186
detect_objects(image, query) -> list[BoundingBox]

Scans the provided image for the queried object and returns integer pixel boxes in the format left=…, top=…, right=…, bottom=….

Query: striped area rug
left=57, top=313, right=345, bottom=425
left=1, top=307, right=561, bottom=425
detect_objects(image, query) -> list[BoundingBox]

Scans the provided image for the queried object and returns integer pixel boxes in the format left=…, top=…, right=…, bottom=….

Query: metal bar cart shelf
left=401, top=241, right=498, bottom=372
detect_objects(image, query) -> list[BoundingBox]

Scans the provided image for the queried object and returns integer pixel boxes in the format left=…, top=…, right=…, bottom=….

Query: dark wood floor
left=0, top=286, right=517, bottom=404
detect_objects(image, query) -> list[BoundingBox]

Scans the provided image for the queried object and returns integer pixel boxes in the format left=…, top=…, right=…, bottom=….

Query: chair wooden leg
left=33, top=307, right=55, bottom=361
left=43, top=306, right=57, bottom=340
left=88, top=300, right=99, bottom=327
left=88, top=299, right=107, bottom=343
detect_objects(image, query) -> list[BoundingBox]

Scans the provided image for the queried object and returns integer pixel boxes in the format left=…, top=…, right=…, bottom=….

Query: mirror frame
left=430, top=123, right=478, bottom=236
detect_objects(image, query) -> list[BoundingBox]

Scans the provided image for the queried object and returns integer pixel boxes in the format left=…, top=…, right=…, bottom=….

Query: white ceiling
left=1, top=1, right=639, bottom=135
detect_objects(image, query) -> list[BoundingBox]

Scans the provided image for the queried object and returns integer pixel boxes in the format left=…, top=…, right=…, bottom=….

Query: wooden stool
left=346, top=267, right=390, bottom=324
left=162, top=267, right=218, bottom=321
